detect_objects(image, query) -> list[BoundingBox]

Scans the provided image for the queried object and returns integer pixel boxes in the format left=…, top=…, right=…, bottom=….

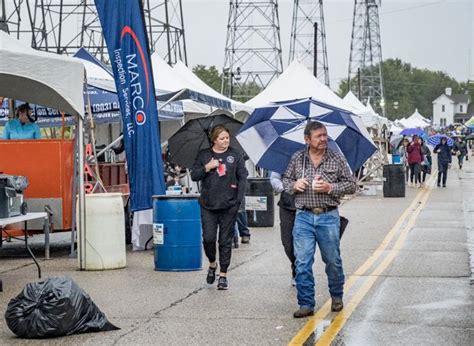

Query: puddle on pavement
left=303, top=319, right=331, bottom=345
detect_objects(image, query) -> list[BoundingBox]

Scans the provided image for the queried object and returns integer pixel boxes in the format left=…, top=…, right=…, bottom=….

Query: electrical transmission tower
left=3, top=1, right=187, bottom=65
left=0, top=0, right=8, bottom=33
left=348, top=0, right=385, bottom=115
left=289, top=0, right=329, bottom=86
left=222, top=0, right=283, bottom=101
left=0, top=0, right=24, bottom=36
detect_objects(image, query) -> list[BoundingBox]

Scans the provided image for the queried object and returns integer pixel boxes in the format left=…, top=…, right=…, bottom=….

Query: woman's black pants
left=200, top=205, right=239, bottom=273
left=409, top=163, right=421, bottom=184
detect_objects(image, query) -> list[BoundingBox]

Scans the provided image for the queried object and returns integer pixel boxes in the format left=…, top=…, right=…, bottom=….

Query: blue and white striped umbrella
left=236, top=98, right=377, bottom=174
left=427, top=134, right=454, bottom=147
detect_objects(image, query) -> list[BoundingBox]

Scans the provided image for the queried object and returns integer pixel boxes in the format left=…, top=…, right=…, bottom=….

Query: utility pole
left=290, top=0, right=329, bottom=86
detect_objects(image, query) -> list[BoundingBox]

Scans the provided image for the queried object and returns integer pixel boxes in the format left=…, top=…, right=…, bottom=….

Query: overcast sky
left=182, top=0, right=473, bottom=89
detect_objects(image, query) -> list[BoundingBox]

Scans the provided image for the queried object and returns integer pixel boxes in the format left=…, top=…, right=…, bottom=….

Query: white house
left=432, top=87, right=471, bottom=127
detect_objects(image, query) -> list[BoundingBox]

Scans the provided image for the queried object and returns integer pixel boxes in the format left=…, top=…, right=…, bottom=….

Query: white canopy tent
left=343, top=91, right=389, bottom=130
left=406, top=108, right=430, bottom=128
left=0, top=31, right=88, bottom=269
left=172, top=61, right=252, bottom=115
left=390, top=122, right=404, bottom=135
left=246, top=60, right=352, bottom=111
left=87, top=52, right=249, bottom=119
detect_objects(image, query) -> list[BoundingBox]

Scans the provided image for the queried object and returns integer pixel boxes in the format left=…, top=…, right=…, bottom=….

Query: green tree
left=338, top=59, right=460, bottom=121
left=192, top=65, right=263, bottom=102
left=192, top=65, right=222, bottom=93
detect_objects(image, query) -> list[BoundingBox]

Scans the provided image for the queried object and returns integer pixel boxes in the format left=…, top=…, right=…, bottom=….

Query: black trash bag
left=5, top=276, right=119, bottom=339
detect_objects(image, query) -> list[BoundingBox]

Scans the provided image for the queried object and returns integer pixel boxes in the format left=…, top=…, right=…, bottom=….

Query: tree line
left=193, top=59, right=472, bottom=121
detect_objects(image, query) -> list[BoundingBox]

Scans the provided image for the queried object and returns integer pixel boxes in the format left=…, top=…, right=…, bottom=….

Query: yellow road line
left=315, top=177, right=435, bottom=345
left=289, top=174, right=436, bottom=345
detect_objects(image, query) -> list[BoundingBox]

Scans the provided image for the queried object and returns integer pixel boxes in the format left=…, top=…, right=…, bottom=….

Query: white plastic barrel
left=77, top=193, right=126, bottom=270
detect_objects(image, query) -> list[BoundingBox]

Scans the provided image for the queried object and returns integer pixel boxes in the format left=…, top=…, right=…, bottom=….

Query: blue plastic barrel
left=152, top=195, right=202, bottom=271
left=392, top=154, right=401, bottom=164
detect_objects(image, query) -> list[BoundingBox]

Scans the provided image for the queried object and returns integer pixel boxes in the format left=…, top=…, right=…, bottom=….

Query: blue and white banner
left=95, top=0, right=166, bottom=211
left=0, top=89, right=184, bottom=127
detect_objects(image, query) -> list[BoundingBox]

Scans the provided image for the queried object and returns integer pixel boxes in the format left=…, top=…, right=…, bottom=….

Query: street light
left=380, top=98, right=385, bottom=108
left=229, top=67, right=241, bottom=99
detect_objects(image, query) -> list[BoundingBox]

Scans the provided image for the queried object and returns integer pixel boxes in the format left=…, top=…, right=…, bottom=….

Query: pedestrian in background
left=420, top=138, right=432, bottom=186
left=398, top=138, right=410, bottom=184
left=270, top=171, right=297, bottom=286
left=234, top=152, right=251, bottom=246
left=233, top=193, right=251, bottom=248
left=407, top=135, right=424, bottom=187
left=283, top=121, right=357, bottom=318
left=434, top=137, right=452, bottom=187
left=191, top=125, right=248, bottom=290
left=452, top=137, right=468, bottom=169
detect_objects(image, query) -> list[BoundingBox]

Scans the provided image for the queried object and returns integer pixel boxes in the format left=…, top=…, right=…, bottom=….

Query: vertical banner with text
left=94, top=0, right=166, bottom=211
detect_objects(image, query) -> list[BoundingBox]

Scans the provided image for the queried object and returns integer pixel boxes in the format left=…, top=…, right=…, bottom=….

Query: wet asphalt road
left=0, top=157, right=473, bottom=345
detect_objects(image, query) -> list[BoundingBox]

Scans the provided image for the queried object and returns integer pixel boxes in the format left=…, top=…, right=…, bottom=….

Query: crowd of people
left=396, top=134, right=469, bottom=188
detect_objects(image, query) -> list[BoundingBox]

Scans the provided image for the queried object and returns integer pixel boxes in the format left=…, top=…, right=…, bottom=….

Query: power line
left=327, top=1, right=446, bottom=24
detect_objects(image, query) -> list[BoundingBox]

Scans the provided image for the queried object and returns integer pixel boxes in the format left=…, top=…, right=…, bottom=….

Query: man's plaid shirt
left=282, top=148, right=357, bottom=209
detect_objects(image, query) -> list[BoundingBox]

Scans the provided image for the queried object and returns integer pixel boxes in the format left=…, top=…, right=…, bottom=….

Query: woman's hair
left=16, top=103, right=35, bottom=122
left=209, top=125, right=230, bottom=143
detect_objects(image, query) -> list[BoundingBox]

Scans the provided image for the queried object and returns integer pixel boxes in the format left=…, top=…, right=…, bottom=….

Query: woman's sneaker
left=206, top=266, right=217, bottom=284
left=217, top=276, right=228, bottom=290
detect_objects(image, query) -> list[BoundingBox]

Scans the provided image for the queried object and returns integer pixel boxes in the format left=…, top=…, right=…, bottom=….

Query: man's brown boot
left=331, top=297, right=343, bottom=312
left=293, top=307, right=314, bottom=318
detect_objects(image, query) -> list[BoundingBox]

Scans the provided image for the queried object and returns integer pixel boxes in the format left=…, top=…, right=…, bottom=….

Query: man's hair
left=209, top=124, right=230, bottom=143
left=304, top=121, right=326, bottom=137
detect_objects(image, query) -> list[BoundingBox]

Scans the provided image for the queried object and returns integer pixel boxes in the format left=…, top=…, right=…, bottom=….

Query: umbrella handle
left=301, top=146, right=307, bottom=179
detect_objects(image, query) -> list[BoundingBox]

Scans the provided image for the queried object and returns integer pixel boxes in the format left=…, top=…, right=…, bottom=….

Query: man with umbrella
left=283, top=121, right=357, bottom=318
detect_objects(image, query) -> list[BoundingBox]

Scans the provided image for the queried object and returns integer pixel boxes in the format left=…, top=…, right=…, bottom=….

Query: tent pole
left=83, top=74, right=105, bottom=192
left=77, top=115, right=86, bottom=270
left=70, top=125, right=78, bottom=257
left=94, top=135, right=123, bottom=161
left=158, top=88, right=187, bottom=109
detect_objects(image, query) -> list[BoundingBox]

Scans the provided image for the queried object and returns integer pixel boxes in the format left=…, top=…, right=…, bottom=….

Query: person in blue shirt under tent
left=3, top=103, right=41, bottom=140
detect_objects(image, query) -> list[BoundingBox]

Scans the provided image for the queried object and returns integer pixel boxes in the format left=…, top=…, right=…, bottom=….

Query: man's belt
left=302, top=206, right=337, bottom=215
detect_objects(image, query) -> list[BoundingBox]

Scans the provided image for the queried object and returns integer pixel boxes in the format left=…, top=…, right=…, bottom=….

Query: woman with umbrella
left=191, top=125, right=248, bottom=290
left=434, top=137, right=452, bottom=187
left=407, top=135, right=424, bottom=188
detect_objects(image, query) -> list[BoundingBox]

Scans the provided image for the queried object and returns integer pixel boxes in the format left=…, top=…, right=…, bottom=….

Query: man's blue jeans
left=293, top=209, right=344, bottom=309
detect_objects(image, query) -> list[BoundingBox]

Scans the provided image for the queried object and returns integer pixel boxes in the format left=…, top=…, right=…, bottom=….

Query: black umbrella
left=167, top=113, right=245, bottom=169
